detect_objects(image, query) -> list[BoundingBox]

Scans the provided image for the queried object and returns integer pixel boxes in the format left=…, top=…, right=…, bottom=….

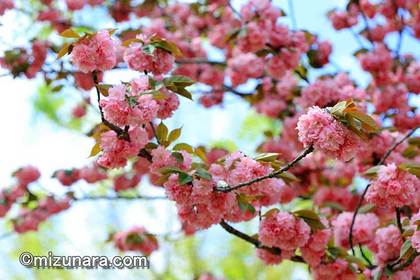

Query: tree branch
left=216, top=145, right=314, bottom=193
left=219, top=220, right=304, bottom=262
left=175, top=58, right=226, bottom=66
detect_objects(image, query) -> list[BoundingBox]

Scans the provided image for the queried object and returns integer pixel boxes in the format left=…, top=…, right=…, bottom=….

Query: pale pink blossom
left=259, top=212, right=310, bottom=251
left=366, top=164, right=418, bottom=208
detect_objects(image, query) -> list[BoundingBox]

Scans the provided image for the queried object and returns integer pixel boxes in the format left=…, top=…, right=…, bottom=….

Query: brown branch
left=349, top=126, right=419, bottom=255
left=222, top=85, right=253, bottom=96
left=216, top=145, right=314, bottom=193
left=92, top=71, right=129, bottom=140
left=149, top=122, right=161, bottom=145
left=175, top=58, right=226, bottom=67
left=219, top=220, right=304, bottom=262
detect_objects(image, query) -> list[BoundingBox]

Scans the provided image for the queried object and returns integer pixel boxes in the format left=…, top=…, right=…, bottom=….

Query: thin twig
left=216, top=145, right=314, bottom=193
left=227, top=1, right=242, bottom=19
left=222, top=85, right=253, bottom=96
left=359, top=244, right=373, bottom=267
left=395, top=207, right=404, bottom=237
left=92, top=71, right=129, bottom=140
left=149, top=122, right=161, bottom=145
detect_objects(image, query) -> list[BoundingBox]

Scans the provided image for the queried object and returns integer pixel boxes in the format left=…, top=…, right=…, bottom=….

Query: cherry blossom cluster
left=0, top=0, right=419, bottom=279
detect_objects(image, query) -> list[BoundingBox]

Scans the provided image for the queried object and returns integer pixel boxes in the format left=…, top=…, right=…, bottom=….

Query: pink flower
left=332, top=212, right=379, bottom=248
left=163, top=174, right=192, bottom=204
left=14, top=165, right=41, bottom=186
left=256, top=249, right=283, bottom=265
left=54, top=169, right=80, bottom=186
left=373, top=225, right=403, bottom=265
left=113, top=173, right=141, bottom=192
left=71, top=30, right=117, bottom=73
left=366, top=164, right=418, bottom=208
left=259, top=212, right=310, bottom=251
left=328, top=9, right=358, bottom=30
left=405, top=62, right=420, bottom=93
left=301, top=228, right=331, bottom=266
left=79, top=164, right=107, bottom=183
left=296, top=106, right=362, bottom=160
left=65, top=0, right=85, bottom=10
left=0, top=0, right=13, bottom=15
left=74, top=71, right=102, bottom=90
left=411, top=231, right=420, bottom=253
left=312, top=259, right=356, bottom=280
left=226, top=53, right=264, bottom=86
left=299, top=73, right=364, bottom=108
left=98, top=126, right=148, bottom=169
left=156, top=90, right=179, bottom=119
left=26, top=40, right=47, bottom=78
left=124, top=41, right=174, bottom=75
left=100, top=84, right=159, bottom=126
left=72, top=104, right=86, bottom=119
left=113, top=226, right=159, bottom=256
left=87, top=0, right=104, bottom=5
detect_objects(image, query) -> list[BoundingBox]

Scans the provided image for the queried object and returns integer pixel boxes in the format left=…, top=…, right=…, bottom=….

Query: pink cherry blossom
left=259, top=212, right=310, bottom=251
left=71, top=30, right=117, bottom=73
left=366, top=164, right=418, bottom=208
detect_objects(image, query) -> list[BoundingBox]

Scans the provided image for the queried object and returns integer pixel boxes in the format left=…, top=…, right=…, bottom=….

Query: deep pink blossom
left=71, top=30, right=117, bottom=73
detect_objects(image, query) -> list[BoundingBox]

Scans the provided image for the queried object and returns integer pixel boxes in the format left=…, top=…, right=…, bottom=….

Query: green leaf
left=173, top=143, right=194, bottom=153
left=262, top=208, right=280, bottom=218
left=253, top=153, right=279, bottom=162
left=156, top=122, right=168, bottom=144
left=97, top=84, right=112, bottom=96
left=402, top=145, right=418, bottom=159
left=329, top=100, right=347, bottom=116
left=399, top=239, right=415, bottom=260
left=157, top=166, right=184, bottom=175
left=89, top=142, right=101, bottom=157
left=150, top=37, right=183, bottom=57
left=408, top=137, right=420, bottom=147
left=363, top=165, right=381, bottom=179
left=345, top=111, right=379, bottom=133
left=276, top=171, right=300, bottom=183
left=122, top=38, right=142, bottom=47
left=194, top=146, right=207, bottom=162
left=168, top=127, right=182, bottom=143
left=164, top=75, right=195, bottom=87
left=57, top=43, right=72, bottom=59
left=172, top=151, right=184, bottom=164
left=178, top=172, right=193, bottom=185
left=163, top=75, right=195, bottom=100
left=358, top=203, right=375, bottom=214
left=294, top=209, right=325, bottom=231
left=345, top=255, right=366, bottom=270
left=194, top=168, right=212, bottom=180
left=126, top=95, right=138, bottom=108
left=399, top=163, right=420, bottom=178
left=142, top=44, right=156, bottom=55
left=59, top=29, right=80, bottom=39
